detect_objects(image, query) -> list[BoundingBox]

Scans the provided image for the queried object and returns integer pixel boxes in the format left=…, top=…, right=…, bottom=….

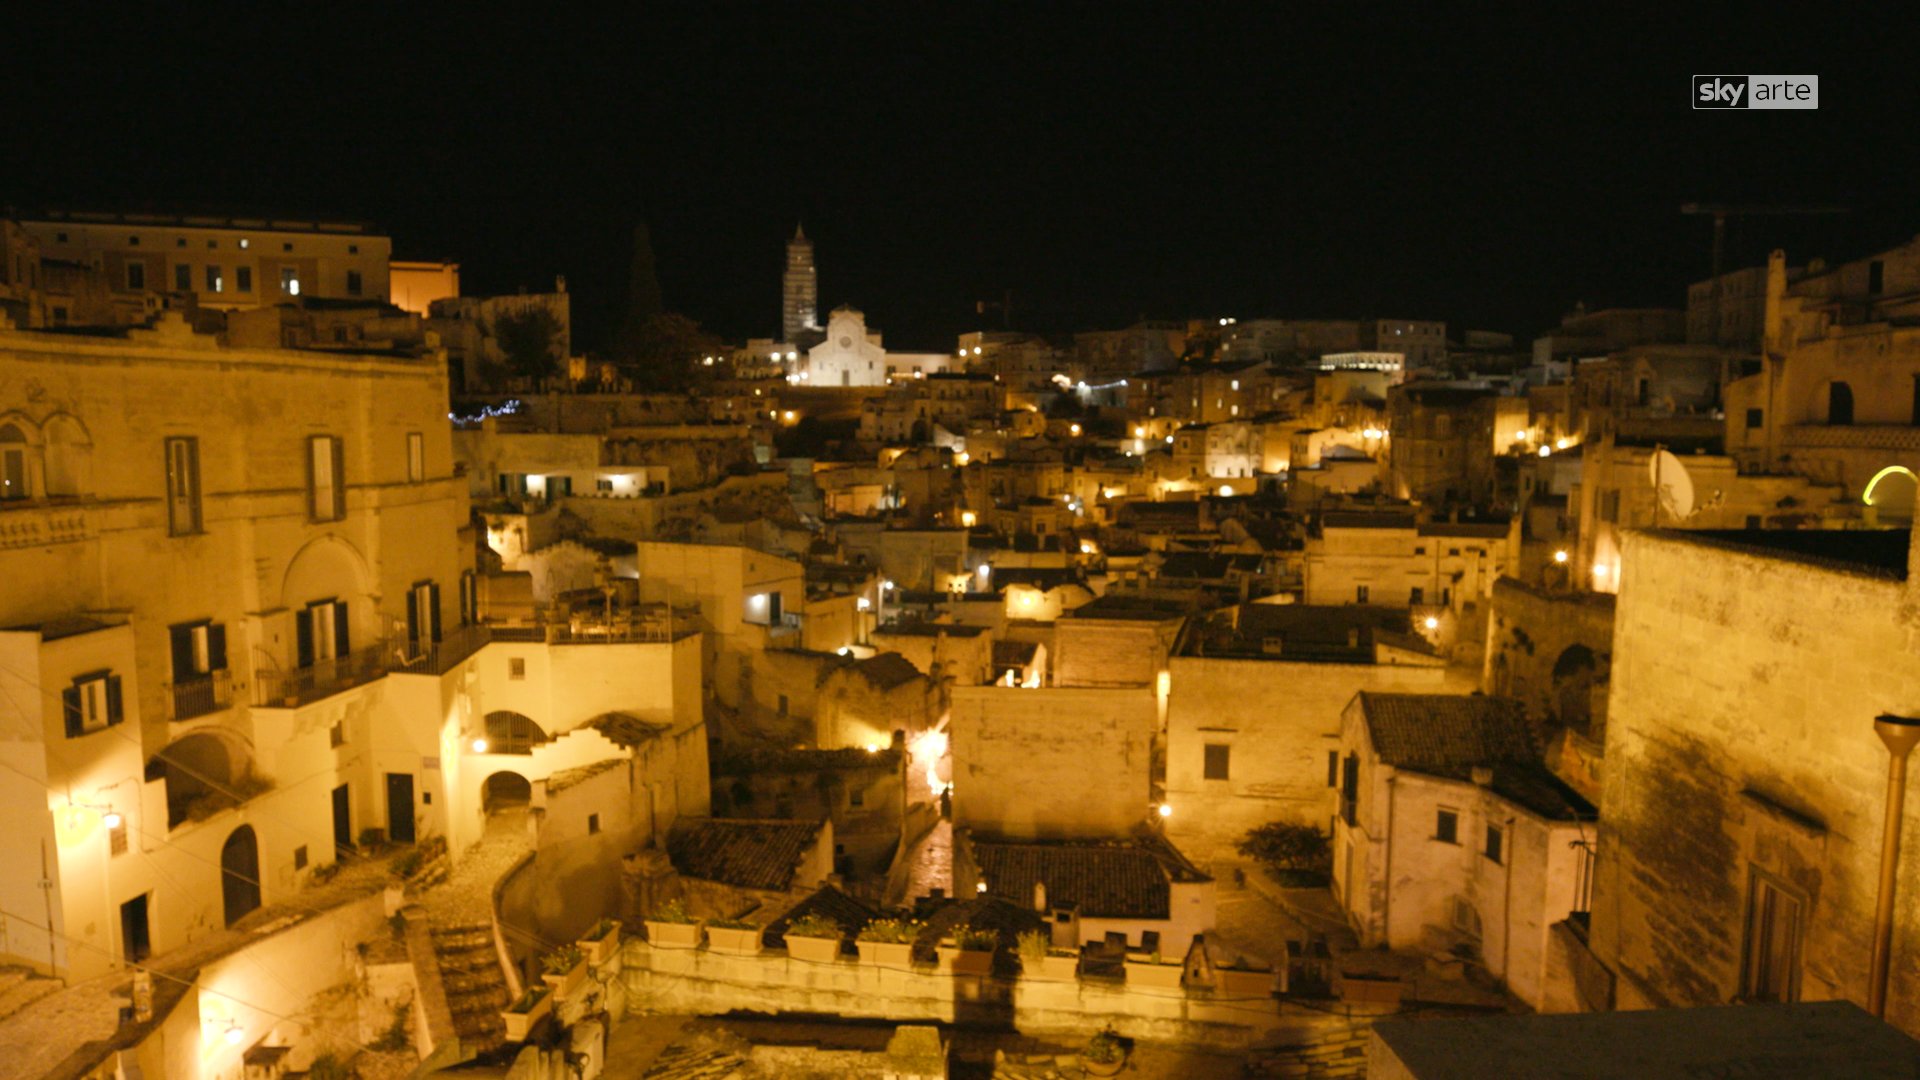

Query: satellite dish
left=1649, top=449, right=1695, bottom=520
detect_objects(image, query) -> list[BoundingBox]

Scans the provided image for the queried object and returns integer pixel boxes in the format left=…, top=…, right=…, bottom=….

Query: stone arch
left=482, top=770, right=533, bottom=815
left=1864, top=465, right=1917, bottom=524
left=1551, top=644, right=1601, bottom=735
left=40, top=413, right=92, bottom=497
left=148, top=729, right=256, bottom=827
left=1826, top=381, right=1855, bottom=426
left=280, top=533, right=373, bottom=611
left=483, top=710, right=549, bottom=755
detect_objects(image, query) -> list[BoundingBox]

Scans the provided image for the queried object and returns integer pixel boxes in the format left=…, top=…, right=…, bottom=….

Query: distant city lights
left=449, top=399, right=523, bottom=424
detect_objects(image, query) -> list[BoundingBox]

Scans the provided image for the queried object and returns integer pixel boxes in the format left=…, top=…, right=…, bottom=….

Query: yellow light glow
left=960, top=511, right=977, bottom=527
left=976, top=881, right=988, bottom=893
left=1219, top=485, right=1235, bottom=497
left=1593, top=562, right=1609, bottom=578
left=102, top=811, right=123, bottom=829
left=1157, top=803, right=1173, bottom=818
left=471, top=738, right=489, bottom=754
left=1363, top=427, right=1382, bottom=439
left=1538, top=446, right=1552, bottom=457
left=54, top=804, right=100, bottom=847
left=1134, top=426, right=1145, bottom=437
left=1069, top=424, right=1082, bottom=436
left=1863, top=465, right=1918, bottom=505
left=1555, top=438, right=1572, bottom=449
left=1553, top=549, right=1569, bottom=564
left=864, top=744, right=881, bottom=753
left=1079, top=540, right=1098, bottom=555
left=1424, top=616, right=1440, bottom=630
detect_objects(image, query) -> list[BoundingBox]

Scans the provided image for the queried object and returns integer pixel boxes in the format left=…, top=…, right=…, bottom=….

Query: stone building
left=1164, top=605, right=1463, bottom=860
left=807, top=306, right=889, bottom=387
left=1333, top=692, right=1594, bottom=1011
left=1383, top=382, right=1508, bottom=506
left=1577, top=527, right=1920, bottom=1034
left=782, top=225, right=821, bottom=348
left=950, top=686, right=1156, bottom=840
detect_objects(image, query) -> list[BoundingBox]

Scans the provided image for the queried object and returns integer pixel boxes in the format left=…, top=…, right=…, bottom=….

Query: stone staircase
left=0, top=965, right=59, bottom=1023
left=428, top=921, right=509, bottom=1051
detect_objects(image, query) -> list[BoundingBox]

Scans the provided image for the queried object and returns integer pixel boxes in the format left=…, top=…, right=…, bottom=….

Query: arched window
left=0, top=423, right=31, bottom=501
left=42, top=415, right=91, bottom=497
left=1828, top=381, right=1855, bottom=426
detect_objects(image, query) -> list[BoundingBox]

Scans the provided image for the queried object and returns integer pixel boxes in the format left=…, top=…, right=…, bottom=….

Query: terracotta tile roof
left=967, top=830, right=1210, bottom=921
left=992, top=640, right=1039, bottom=668
left=1356, top=693, right=1537, bottom=770
left=847, top=652, right=924, bottom=690
left=586, top=712, right=670, bottom=748
left=763, top=884, right=877, bottom=951
left=667, top=818, right=825, bottom=891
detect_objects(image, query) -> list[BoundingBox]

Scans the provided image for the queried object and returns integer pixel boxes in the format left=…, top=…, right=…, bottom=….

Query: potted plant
left=1080, top=1028, right=1126, bottom=1077
left=1124, top=950, right=1185, bottom=990
left=855, top=917, right=923, bottom=970
left=936, top=926, right=997, bottom=976
left=706, top=915, right=763, bottom=956
left=578, top=918, right=622, bottom=965
left=501, top=985, right=552, bottom=1042
left=1335, top=969, right=1407, bottom=1005
left=541, top=945, right=587, bottom=999
left=784, top=913, right=844, bottom=964
left=644, top=899, right=704, bottom=950
left=1017, top=928, right=1080, bottom=981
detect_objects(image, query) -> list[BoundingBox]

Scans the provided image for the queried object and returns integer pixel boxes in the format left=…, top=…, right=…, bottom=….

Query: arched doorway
left=1551, top=645, right=1600, bottom=735
left=482, top=771, right=533, bottom=815
left=221, top=825, right=262, bottom=926
left=149, top=731, right=247, bottom=828
left=483, top=711, right=548, bottom=755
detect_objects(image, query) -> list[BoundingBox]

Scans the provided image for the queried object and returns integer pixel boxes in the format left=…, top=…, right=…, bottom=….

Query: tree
left=493, top=306, right=564, bottom=385
left=617, top=311, right=724, bottom=391
left=1237, top=821, right=1332, bottom=885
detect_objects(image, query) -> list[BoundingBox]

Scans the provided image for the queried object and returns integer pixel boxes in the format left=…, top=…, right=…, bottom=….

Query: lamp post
left=1869, top=714, right=1920, bottom=1017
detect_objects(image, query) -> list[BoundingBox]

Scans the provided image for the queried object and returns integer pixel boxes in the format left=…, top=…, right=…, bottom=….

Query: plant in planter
left=502, top=984, right=553, bottom=1041
left=1080, top=1028, right=1127, bottom=1077
left=938, top=926, right=997, bottom=975
left=784, top=913, right=844, bottom=964
left=1123, top=950, right=1186, bottom=990
left=855, top=917, right=924, bottom=969
left=1017, top=929, right=1079, bottom=981
left=644, top=899, right=704, bottom=950
left=1237, top=821, right=1333, bottom=887
left=706, top=915, right=763, bottom=956
left=578, top=918, right=622, bottom=964
left=1215, top=959, right=1277, bottom=998
left=541, top=945, right=587, bottom=999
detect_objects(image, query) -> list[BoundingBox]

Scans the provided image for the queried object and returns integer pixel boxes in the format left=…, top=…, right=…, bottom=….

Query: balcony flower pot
left=858, top=940, right=916, bottom=970
left=644, top=919, right=704, bottom=950
left=501, top=986, right=552, bottom=1043
left=1033, top=953, right=1080, bottom=981
left=706, top=923, right=763, bottom=957
left=1080, top=1030, right=1126, bottom=1077
left=935, top=943, right=994, bottom=976
left=578, top=919, right=622, bottom=965
left=1217, top=966, right=1276, bottom=998
left=1335, top=969, right=1407, bottom=1005
left=785, top=933, right=842, bottom=964
left=1124, top=956, right=1186, bottom=990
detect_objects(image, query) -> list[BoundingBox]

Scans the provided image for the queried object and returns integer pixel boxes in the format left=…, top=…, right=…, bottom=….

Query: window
left=55, top=232, right=67, bottom=243
left=587, top=813, right=600, bottom=835
left=1203, top=743, right=1231, bottom=780
left=406, top=580, right=442, bottom=651
left=281, top=267, right=300, bottom=295
left=173, top=264, right=191, bottom=292
left=508, top=657, right=527, bottom=680
left=1746, top=408, right=1764, bottom=430
left=1448, top=548, right=1461, bottom=557
left=777, top=694, right=789, bottom=717
left=282, top=242, right=294, bottom=252
left=175, top=238, right=186, bottom=248
left=1869, top=260, right=1885, bottom=295
left=1435, top=808, right=1459, bottom=844
left=406, top=432, right=424, bottom=482
left=348, top=244, right=359, bottom=255
left=0, top=424, right=28, bottom=501
left=126, top=261, right=145, bottom=290
left=62, top=671, right=124, bottom=737
left=110, top=820, right=129, bottom=856
left=236, top=266, right=252, bottom=293
left=1355, top=585, right=1370, bottom=603
left=1409, top=587, right=1424, bottom=605
left=168, top=619, right=227, bottom=682
left=329, top=721, right=344, bottom=747
left=164, top=436, right=201, bottom=535
left=1340, top=754, right=1359, bottom=826
left=346, top=270, right=363, bottom=296
left=51, top=306, right=67, bottom=326
left=307, top=435, right=344, bottom=521
left=1484, top=824, right=1504, bottom=864
left=205, top=265, right=223, bottom=293
left=459, top=570, right=478, bottom=626
left=297, top=599, right=349, bottom=668
left=1327, top=751, right=1339, bottom=787
left=294, top=845, right=309, bottom=871
left=128, top=235, right=140, bottom=247
left=849, top=789, right=865, bottom=808
left=1742, top=870, right=1804, bottom=1002
left=596, top=477, right=613, bottom=492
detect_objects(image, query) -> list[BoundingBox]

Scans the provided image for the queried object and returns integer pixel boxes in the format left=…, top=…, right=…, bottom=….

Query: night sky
left=5, top=8, right=1915, bottom=352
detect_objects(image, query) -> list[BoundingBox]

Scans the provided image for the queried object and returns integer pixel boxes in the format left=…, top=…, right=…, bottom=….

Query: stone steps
left=427, top=917, right=509, bottom=1047
left=641, top=1045, right=747, bottom=1079
left=0, top=966, right=59, bottom=1024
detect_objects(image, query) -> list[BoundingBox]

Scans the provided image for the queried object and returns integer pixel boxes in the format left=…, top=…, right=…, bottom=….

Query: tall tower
left=782, top=224, right=819, bottom=345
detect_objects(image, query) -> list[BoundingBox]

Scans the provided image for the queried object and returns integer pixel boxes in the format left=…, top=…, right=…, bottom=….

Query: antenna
left=1649, top=447, right=1696, bottom=523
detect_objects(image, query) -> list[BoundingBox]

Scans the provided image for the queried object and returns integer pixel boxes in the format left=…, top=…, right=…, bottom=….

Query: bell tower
left=782, top=224, right=820, bottom=346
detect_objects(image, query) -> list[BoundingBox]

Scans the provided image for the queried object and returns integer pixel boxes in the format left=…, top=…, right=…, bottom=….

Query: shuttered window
left=63, top=671, right=124, bottom=737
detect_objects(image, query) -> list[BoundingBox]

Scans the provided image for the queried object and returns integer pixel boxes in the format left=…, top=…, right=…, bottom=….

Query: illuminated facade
left=781, top=224, right=819, bottom=346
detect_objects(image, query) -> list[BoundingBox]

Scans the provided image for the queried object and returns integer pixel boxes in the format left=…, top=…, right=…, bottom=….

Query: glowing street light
left=1553, top=549, right=1569, bottom=564
left=1157, top=802, right=1173, bottom=818
left=1538, top=446, right=1552, bottom=457
left=1423, top=616, right=1440, bottom=630
left=471, top=737, right=489, bottom=754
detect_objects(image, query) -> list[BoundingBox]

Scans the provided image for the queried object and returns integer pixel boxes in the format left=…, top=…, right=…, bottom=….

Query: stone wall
left=1483, top=577, right=1615, bottom=744
left=951, top=686, right=1155, bottom=839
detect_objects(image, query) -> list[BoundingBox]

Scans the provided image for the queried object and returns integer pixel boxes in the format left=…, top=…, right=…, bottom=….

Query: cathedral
left=781, top=224, right=822, bottom=349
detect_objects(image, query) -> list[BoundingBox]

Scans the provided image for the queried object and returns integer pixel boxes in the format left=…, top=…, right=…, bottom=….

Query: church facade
left=807, top=306, right=888, bottom=386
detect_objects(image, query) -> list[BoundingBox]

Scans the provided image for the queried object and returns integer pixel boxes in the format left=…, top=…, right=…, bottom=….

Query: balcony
left=169, top=670, right=233, bottom=721
left=0, top=501, right=95, bottom=550
left=391, top=624, right=492, bottom=676
left=482, top=604, right=700, bottom=646
left=253, top=646, right=387, bottom=708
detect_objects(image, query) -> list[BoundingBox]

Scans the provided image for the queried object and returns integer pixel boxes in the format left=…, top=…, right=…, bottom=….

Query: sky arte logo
left=1693, top=75, right=1819, bottom=110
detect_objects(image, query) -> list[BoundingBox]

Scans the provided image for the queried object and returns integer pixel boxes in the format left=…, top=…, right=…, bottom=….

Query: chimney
left=1033, top=881, right=1048, bottom=912
left=1470, top=766, right=1494, bottom=787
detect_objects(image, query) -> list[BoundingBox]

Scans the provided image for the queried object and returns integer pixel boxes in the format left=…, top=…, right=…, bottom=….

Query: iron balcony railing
left=254, top=646, right=388, bottom=708
left=170, top=670, right=233, bottom=721
left=391, top=624, right=493, bottom=675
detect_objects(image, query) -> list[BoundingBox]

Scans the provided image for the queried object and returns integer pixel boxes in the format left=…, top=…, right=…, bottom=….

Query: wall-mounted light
left=1157, top=803, right=1173, bottom=819
left=1553, top=550, right=1569, bottom=565
left=471, top=738, right=489, bottom=754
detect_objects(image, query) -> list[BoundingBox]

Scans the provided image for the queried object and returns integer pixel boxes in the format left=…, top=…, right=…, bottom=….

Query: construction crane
left=1681, top=203, right=1849, bottom=343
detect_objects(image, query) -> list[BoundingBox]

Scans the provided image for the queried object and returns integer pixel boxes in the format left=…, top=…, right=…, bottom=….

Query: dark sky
left=5, top=7, right=1915, bottom=352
